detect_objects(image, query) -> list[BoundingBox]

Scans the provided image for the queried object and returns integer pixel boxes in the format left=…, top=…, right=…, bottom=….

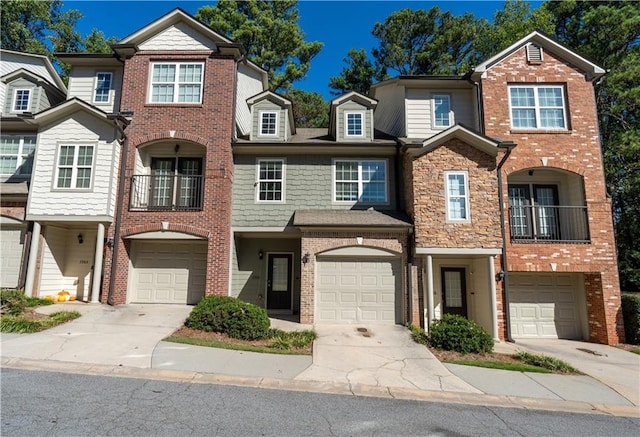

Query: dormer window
left=12, top=89, right=31, bottom=112
left=94, top=72, right=112, bottom=103
left=345, top=112, right=364, bottom=137
left=259, top=111, right=278, bottom=136
left=433, top=94, right=452, bottom=128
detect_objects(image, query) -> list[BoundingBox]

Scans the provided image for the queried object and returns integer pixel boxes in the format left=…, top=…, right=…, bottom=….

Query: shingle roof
left=294, top=209, right=412, bottom=227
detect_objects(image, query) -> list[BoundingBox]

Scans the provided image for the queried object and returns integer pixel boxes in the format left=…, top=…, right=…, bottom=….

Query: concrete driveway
left=511, top=339, right=640, bottom=406
left=294, top=324, right=481, bottom=393
left=0, top=302, right=191, bottom=368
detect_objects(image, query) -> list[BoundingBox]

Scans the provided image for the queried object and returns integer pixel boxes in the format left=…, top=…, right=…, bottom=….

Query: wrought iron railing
left=508, top=205, right=590, bottom=243
left=129, top=174, right=203, bottom=211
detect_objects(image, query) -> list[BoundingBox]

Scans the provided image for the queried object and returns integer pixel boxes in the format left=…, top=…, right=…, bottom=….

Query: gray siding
left=232, top=154, right=397, bottom=227
left=3, top=78, right=37, bottom=114
left=250, top=100, right=287, bottom=142
left=335, top=101, right=373, bottom=142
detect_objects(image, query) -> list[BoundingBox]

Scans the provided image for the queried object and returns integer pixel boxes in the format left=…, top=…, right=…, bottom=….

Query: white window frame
left=54, top=144, right=95, bottom=190
left=259, top=111, right=279, bottom=136
left=508, top=85, right=567, bottom=130
left=255, top=158, right=285, bottom=203
left=445, top=171, right=470, bottom=222
left=332, top=158, right=388, bottom=204
left=0, top=134, right=36, bottom=176
left=433, top=94, right=453, bottom=128
left=344, top=111, right=364, bottom=137
left=11, top=88, right=31, bottom=113
left=148, top=62, right=204, bottom=104
left=93, top=72, right=113, bottom=104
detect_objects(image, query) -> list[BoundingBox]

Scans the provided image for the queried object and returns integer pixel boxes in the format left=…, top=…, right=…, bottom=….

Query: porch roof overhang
left=406, top=124, right=502, bottom=157
left=294, top=209, right=412, bottom=229
left=415, top=247, right=502, bottom=256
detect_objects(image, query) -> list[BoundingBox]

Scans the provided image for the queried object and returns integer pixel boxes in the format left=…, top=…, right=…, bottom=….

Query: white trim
left=124, top=231, right=206, bottom=240
left=148, top=62, right=204, bottom=104
left=319, top=246, right=397, bottom=257
left=258, top=110, right=279, bottom=136
left=93, top=71, right=113, bottom=104
left=11, top=88, right=31, bottom=113
left=416, top=248, right=502, bottom=255
left=265, top=252, right=294, bottom=314
left=53, top=143, right=96, bottom=190
left=432, top=93, right=453, bottom=129
left=508, top=84, right=567, bottom=130
left=332, top=158, right=389, bottom=205
left=255, top=158, right=286, bottom=203
left=444, top=171, right=470, bottom=222
left=344, top=111, right=364, bottom=137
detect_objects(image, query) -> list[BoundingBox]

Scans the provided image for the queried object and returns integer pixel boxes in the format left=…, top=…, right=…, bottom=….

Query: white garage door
left=130, top=241, right=206, bottom=304
left=0, top=226, right=25, bottom=288
left=316, top=257, right=399, bottom=324
left=509, top=273, right=582, bottom=339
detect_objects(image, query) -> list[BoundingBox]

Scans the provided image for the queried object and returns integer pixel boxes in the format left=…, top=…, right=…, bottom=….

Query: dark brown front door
left=442, top=267, right=467, bottom=317
left=267, top=253, right=292, bottom=311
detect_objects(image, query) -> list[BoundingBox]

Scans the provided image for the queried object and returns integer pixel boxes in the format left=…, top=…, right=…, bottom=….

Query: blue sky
left=65, top=1, right=520, bottom=98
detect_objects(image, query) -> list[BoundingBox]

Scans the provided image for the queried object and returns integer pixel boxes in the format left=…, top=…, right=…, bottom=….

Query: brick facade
left=481, top=46, right=623, bottom=344
left=101, top=51, right=237, bottom=304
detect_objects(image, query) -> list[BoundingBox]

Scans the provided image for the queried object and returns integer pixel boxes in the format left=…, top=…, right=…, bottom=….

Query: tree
left=328, top=49, right=380, bottom=96
left=83, top=29, right=119, bottom=53
left=284, top=89, right=329, bottom=128
left=196, top=0, right=323, bottom=92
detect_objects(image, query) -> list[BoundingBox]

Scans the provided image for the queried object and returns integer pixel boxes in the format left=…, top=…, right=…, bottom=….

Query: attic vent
left=526, top=44, right=543, bottom=64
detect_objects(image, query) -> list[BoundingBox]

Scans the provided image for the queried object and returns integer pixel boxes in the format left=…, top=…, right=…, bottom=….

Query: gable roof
left=0, top=49, right=67, bottom=93
left=246, top=90, right=296, bottom=135
left=471, top=31, right=606, bottom=81
left=410, top=124, right=503, bottom=158
left=1, top=68, right=66, bottom=100
left=26, top=97, right=121, bottom=127
left=331, top=91, right=378, bottom=108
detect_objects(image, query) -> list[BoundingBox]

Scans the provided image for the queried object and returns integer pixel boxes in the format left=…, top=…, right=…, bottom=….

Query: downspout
left=497, top=141, right=516, bottom=342
left=107, top=116, right=129, bottom=306
left=397, top=143, right=413, bottom=325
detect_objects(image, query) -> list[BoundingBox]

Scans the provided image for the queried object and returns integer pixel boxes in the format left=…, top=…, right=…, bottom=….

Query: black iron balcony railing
left=129, top=174, right=203, bottom=211
left=508, top=205, right=590, bottom=243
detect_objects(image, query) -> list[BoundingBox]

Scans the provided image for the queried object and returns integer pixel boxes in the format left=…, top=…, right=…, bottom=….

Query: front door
left=267, top=253, right=293, bottom=311
left=442, top=268, right=467, bottom=317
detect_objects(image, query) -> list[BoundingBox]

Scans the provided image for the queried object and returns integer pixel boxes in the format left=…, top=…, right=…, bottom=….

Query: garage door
left=0, top=226, right=25, bottom=288
left=509, top=273, right=582, bottom=339
left=316, top=257, right=399, bottom=324
left=130, top=241, right=206, bottom=304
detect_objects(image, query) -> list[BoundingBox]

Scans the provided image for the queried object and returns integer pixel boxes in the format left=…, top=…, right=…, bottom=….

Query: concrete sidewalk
left=1, top=302, right=638, bottom=416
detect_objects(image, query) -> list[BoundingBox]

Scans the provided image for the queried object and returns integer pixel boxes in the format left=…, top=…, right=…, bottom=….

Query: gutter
left=106, top=114, right=130, bottom=306
left=497, top=141, right=517, bottom=342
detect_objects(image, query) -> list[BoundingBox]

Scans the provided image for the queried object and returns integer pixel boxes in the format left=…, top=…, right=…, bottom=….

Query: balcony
left=129, top=174, right=203, bottom=211
left=509, top=205, right=590, bottom=243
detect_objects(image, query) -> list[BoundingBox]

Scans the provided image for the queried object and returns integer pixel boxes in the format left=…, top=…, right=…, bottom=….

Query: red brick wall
left=481, top=46, right=623, bottom=344
left=101, top=51, right=236, bottom=304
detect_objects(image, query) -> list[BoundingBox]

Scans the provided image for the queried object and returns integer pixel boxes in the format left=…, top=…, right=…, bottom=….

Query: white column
left=24, top=222, right=41, bottom=297
left=90, top=223, right=105, bottom=303
left=426, top=255, right=434, bottom=332
left=488, top=255, right=499, bottom=340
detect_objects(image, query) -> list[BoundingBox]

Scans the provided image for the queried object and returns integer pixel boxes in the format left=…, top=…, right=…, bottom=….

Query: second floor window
left=345, top=112, right=363, bottom=137
left=257, top=159, right=284, bottom=202
left=56, top=144, right=94, bottom=189
left=334, top=159, right=387, bottom=203
left=445, top=171, right=469, bottom=221
left=0, top=134, right=36, bottom=175
left=150, top=62, right=203, bottom=103
left=94, top=72, right=112, bottom=103
left=509, top=85, right=566, bottom=129
left=12, top=89, right=31, bottom=112
left=260, top=111, right=278, bottom=136
left=433, top=94, right=452, bottom=128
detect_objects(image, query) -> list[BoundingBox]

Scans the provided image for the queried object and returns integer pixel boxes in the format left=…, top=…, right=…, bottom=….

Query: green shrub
left=514, top=351, right=579, bottom=373
left=428, top=314, right=494, bottom=354
left=186, top=296, right=270, bottom=340
left=0, top=289, right=28, bottom=315
left=408, top=324, right=429, bottom=346
left=622, top=293, right=640, bottom=345
left=26, top=297, right=54, bottom=307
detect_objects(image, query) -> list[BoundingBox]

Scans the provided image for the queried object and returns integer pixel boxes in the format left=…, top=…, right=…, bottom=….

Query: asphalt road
left=1, top=368, right=638, bottom=436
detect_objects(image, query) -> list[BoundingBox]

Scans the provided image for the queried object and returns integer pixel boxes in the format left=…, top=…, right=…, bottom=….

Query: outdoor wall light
left=105, top=237, right=114, bottom=248
left=258, top=249, right=263, bottom=260
left=77, top=233, right=84, bottom=244
left=496, top=270, right=505, bottom=282
left=302, top=252, right=311, bottom=264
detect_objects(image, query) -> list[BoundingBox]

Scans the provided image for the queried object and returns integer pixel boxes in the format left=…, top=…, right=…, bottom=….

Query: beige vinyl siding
left=138, top=22, right=218, bottom=51
left=251, top=100, right=286, bottom=141
left=236, top=63, right=266, bottom=137
left=27, top=112, right=119, bottom=218
left=335, top=101, right=373, bottom=142
left=405, top=88, right=476, bottom=138
left=67, top=66, right=123, bottom=112
left=0, top=52, right=59, bottom=86
left=373, top=84, right=405, bottom=137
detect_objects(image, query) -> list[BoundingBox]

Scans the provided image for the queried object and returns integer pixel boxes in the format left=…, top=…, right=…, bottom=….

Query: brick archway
left=121, top=223, right=209, bottom=239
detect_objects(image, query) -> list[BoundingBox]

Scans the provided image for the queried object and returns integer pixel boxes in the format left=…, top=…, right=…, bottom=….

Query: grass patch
left=629, top=347, right=640, bottom=355
left=0, top=311, right=81, bottom=333
left=166, top=335, right=312, bottom=355
left=514, top=351, right=579, bottom=373
left=25, top=297, right=54, bottom=307
left=445, top=359, right=552, bottom=373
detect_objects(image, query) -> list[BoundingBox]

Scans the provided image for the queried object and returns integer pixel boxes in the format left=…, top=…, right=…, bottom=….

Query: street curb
left=2, top=357, right=638, bottom=418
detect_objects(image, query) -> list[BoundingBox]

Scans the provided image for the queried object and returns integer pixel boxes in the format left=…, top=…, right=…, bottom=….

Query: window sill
left=510, top=129, right=572, bottom=135
left=144, top=103, right=203, bottom=108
